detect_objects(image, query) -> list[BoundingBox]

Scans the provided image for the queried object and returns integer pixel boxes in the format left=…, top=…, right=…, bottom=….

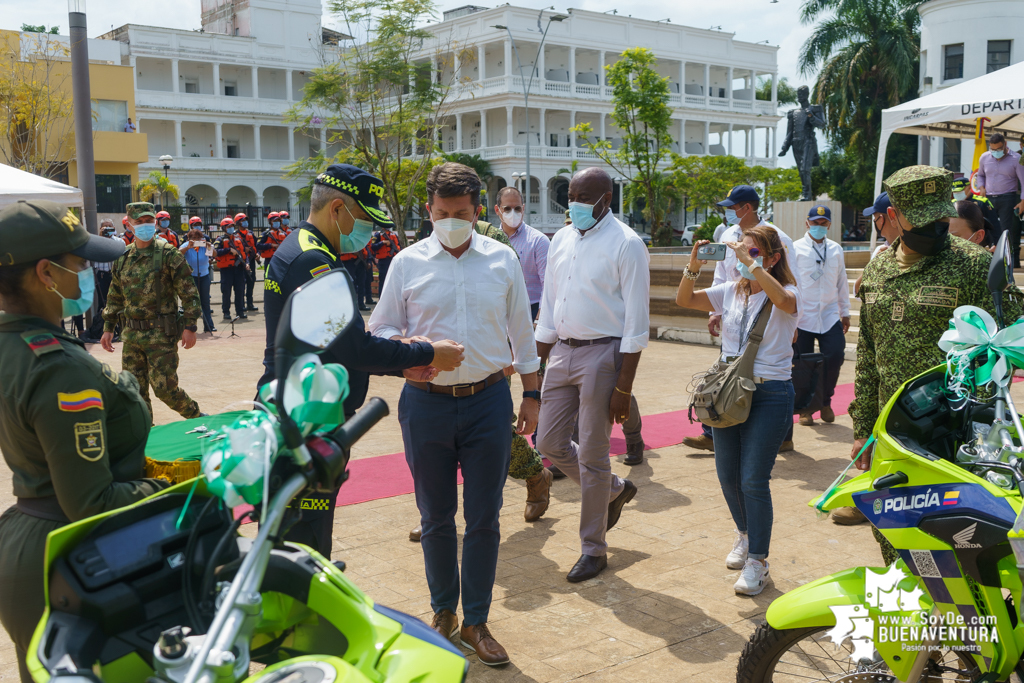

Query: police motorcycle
left=26, top=269, right=467, bottom=683
left=737, top=233, right=1024, bottom=683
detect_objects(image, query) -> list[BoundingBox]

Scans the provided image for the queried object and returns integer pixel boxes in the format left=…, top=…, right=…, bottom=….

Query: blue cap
left=862, top=192, right=892, bottom=217
left=717, top=185, right=760, bottom=207
left=807, top=205, right=831, bottom=220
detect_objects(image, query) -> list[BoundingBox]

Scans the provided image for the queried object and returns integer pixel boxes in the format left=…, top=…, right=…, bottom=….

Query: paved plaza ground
left=2, top=303, right=994, bottom=681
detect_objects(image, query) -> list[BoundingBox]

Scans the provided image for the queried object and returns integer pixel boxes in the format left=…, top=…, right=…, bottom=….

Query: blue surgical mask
left=271, top=221, right=281, bottom=228
left=738, top=257, right=763, bottom=281
left=226, top=227, right=236, bottom=235
left=337, top=203, right=374, bottom=253
left=134, top=221, right=156, bottom=241
left=724, top=208, right=739, bottom=226
left=159, top=219, right=170, bottom=228
left=282, top=218, right=290, bottom=226
left=50, top=262, right=95, bottom=317
left=568, top=202, right=598, bottom=231
left=808, top=224, right=828, bottom=240
left=240, top=221, right=248, bottom=229
left=992, top=149, right=1005, bottom=159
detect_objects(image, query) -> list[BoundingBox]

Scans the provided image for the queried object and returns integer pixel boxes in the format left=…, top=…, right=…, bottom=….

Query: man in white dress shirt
left=684, top=185, right=795, bottom=453
left=791, top=205, right=850, bottom=426
left=535, top=167, right=649, bottom=583
left=368, top=162, right=540, bottom=666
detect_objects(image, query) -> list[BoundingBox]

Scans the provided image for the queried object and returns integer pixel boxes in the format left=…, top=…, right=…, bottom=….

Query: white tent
left=0, top=163, right=84, bottom=209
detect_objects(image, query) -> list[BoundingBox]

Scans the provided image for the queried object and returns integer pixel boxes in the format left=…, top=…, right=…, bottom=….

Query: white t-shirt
left=704, top=282, right=800, bottom=382
left=870, top=242, right=888, bottom=260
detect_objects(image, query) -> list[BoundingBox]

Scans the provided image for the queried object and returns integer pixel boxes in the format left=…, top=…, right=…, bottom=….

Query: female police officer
left=0, top=200, right=169, bottom=682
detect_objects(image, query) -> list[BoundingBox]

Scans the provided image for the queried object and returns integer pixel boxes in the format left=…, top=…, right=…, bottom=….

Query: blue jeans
left=712, top=379, right=794, bottom=559
left=399, top=380, right=512, bottom=625
left=192, top=274, right=216, bottom=331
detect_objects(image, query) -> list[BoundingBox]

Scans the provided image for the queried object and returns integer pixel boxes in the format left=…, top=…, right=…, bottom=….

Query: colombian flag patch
left=943, top=491, right=960, bottom=506
left=58, top=390, right=104, bottom=412
left=310, top=264, right=331, bottom=278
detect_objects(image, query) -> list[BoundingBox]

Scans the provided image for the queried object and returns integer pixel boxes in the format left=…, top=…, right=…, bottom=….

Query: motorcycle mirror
left=988, top=231, right=1013, bottom=294
left=273, top=269, right=358, bottom=447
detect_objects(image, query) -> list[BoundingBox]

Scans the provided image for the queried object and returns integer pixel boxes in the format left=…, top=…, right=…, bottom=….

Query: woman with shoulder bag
left=676, top=226, right=799, bottom=596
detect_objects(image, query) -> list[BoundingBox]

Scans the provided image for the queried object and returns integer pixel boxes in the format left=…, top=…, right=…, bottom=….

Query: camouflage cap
left=0, top=200, right=125, bottom=265
left=882, top=165, right=958, bottom=229
left=126, top=202, right=156, bottom=220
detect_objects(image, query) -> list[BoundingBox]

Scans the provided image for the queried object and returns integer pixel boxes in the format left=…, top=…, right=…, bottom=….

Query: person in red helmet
left=155, top=211, right=179, bottom=247
left=278, top=210, right=292, bottom=235
left=257, top=211, right=286, bottom=265
left=215, top=217, right=248, bottom=320
left=233, top=212, right=259, bottom=311
left=121, top=216, right=135, bottom=245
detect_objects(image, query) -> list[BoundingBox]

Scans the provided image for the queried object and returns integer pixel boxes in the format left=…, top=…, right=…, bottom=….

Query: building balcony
left=135, top=90, right=294, bottom=117
left=94, top=131, right=149, bottom=164
left=447, top=145, right=776, bottom=168
left=140, top=155, right=293, bottom=173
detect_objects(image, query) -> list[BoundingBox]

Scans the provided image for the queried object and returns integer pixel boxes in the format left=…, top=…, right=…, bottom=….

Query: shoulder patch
left=299, top=229, right=337, bottom=261
left=58, top=390, right=104, bottom=412
left=100, top=363, right=119, bottom=384
left=310, top=264, right=331, bottom=278
left=74, top=421, right=105, bottom=461
left=21, top=330, right=63, bottom=356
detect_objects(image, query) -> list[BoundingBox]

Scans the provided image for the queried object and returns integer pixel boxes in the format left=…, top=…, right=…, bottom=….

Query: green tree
left=754, top=166, right=805, bottom=214
left=287, top=0, right=463, bottom=245
left=555, top=160, right=578, bottom=178
left=135, top=171, right=180, bottom=207
left=571, top=48, right=675, bottom=246
left=756, top=76, right=799, bottom=105
left=20, top=24, right=60, bottom=34
left=441, top=152, right=492, bottom=183
left=669, top=154, right=758, bottom=218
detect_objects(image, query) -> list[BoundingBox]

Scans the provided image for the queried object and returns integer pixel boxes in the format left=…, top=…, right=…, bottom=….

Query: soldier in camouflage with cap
left=849, top=166, right=1024, bottom=561
left=100, top=202, right=204, bottom=421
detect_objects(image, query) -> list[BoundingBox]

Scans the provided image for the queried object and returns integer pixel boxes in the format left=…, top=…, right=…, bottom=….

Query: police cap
left=808, top=205, right=831, bottom=220
left=314, top=164, right=394, bottom=228
left=717, top=185, right=760, bottom=207
left=863, top=192, right=892, bottom=217
left=883, top=165, right=958, bottom=229
left=0, top=200, right=125, bottom=266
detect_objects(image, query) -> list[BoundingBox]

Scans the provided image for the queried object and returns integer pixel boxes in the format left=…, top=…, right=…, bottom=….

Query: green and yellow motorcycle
left=26, top=270, right=467, bottom=683
left=738, top=234, right=1024, bottom=682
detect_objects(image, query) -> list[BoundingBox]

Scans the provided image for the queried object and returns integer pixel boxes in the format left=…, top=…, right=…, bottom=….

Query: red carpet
left=335, top=380, right=859, bottom=507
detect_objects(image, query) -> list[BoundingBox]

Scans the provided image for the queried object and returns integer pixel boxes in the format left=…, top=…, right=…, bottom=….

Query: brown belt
left=124, top=316, right=172, bottom=331
left=559, top=336, right=619, bottom=348
left=406, top=370, right=505, bottom=398
left=16, top=496, right=69, bottom=523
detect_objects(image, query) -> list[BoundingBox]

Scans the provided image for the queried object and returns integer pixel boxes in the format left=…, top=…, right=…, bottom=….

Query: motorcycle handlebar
left=330, top=398, right=389, bottom=451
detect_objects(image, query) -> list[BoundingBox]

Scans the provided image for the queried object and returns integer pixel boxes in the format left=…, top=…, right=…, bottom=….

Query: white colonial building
left=917, top=0, right=1024, bottom=170
left=97, top=0, right=780, bottom=228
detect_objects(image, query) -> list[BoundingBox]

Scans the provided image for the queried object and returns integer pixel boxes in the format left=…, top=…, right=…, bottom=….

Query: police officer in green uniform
left=0, top=200, right=169, bottom=682
left=851, top=166, right=1024, bottom=564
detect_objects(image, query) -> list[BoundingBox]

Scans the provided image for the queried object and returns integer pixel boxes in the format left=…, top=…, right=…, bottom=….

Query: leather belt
left=16, top=496, right=69, bottom=523
left=406, top=370, right=505, bottom=397
left=559, top=337, right=619, bottom=348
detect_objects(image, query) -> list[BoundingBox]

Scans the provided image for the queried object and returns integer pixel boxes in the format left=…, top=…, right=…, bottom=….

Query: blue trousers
left=399, top=380, right=513, bottom=625
left=712, top=380, right=794, bottom=559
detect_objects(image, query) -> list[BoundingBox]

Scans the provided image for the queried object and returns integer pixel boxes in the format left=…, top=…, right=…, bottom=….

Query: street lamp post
left=68, top=0, right=97, bottom=236
left=492, top=9, right=568, bottom=221
left=159, top=154, right=173, bottom=211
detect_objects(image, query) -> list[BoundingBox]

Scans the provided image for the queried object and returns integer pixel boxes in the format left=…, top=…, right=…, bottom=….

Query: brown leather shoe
left=820, top=405, right=836, bottom=423
left=460, top=623, right=509, bottom=666
left=682, top=434, right=714, bottom=452
left=409, top=524, right=422, bottom=542
left=524, top=468, right=553, bottom=522
left=831, top=506, right=868, bottom=525
left=430, top=609, right=459, bottom=639
left=778, top=441, right=794, bottom=452
left=799, top=413, right=814, bottom=426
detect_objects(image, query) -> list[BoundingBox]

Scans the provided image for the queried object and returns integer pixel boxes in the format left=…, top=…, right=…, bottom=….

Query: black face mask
left=900, top=220, right=949, bottom=256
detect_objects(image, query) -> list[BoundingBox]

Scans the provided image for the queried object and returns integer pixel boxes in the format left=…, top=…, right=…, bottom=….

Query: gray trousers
left=573, top=393, right=642, bottom=446
left=537, top=340, right=627, bottom=556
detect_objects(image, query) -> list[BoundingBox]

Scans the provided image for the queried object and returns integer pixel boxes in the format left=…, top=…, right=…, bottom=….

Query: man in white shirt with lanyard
left=368, top=162, right=540, bottom=667
left=535, top=167, right=650, bottom=583
left=791, top=205, right=850, bottom=427
left=682, top=185, right=794, bottom=453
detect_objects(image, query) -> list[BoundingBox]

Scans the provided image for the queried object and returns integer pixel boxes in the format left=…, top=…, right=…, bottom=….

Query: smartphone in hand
left=697, top=243, right=728, bottom=261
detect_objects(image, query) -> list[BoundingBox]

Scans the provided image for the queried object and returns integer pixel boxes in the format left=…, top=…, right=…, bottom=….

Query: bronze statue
left=780, top=85, right=826, bottom=202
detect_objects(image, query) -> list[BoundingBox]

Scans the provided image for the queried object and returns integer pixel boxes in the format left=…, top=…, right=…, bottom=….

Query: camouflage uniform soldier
left=850, top=166, right=1024, bottom=564
left=101, top=203, right=204, bottom=421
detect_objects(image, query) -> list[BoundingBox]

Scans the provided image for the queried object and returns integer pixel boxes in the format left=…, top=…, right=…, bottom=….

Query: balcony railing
left=465, top=145, right=775, bottom=166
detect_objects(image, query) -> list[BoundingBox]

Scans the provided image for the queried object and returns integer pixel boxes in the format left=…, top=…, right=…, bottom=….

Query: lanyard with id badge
left=810, top=241, right=827, bottom=282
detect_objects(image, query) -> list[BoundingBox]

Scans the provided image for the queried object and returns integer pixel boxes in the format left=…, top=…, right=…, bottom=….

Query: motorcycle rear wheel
left=737, top=621, right=1024, bottom=683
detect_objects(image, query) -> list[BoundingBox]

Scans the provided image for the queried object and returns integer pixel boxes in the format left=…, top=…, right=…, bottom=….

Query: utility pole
left=69, top=0, right=98, bottom=235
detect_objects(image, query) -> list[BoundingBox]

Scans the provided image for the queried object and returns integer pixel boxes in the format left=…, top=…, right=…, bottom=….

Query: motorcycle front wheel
left=737, top=621, right=1024, bottom=683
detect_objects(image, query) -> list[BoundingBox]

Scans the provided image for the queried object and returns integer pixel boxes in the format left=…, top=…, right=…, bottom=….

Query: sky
left=0, top=0, right=825, bottom=168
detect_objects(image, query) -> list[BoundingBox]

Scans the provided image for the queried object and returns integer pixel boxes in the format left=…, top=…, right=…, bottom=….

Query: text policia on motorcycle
left=8, top=139, right=1024, bottom=683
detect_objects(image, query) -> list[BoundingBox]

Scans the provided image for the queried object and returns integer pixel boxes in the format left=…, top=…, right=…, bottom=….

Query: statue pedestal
left=773, top=200, right=843, bottom=243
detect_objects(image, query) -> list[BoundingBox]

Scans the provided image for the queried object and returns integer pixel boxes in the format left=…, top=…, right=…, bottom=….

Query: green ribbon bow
left=939, top=306, right=1024, bottom=400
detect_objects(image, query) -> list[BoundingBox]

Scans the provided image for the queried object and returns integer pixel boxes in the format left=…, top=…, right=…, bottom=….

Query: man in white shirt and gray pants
left=369, top=162, right=540, bottom=667
left=535, top=167, right=650, bottom=583
left=790, top=205, right=850, bottom=426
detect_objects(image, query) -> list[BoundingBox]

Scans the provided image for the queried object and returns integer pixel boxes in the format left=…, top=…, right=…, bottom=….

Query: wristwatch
left=184, top=325, right=198, bottom=333
left=522, top=390, right=542, bottom=402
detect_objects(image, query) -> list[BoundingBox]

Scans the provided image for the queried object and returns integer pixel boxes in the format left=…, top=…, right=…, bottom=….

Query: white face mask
left=501, top=208, right=523, bottom=228
left=432, top=217, right=474, bottom=249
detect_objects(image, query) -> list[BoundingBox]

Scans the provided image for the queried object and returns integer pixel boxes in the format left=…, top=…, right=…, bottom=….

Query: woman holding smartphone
left=180, top=226, right=216, bottom=333
left=675, top=228, right=799, bottom=596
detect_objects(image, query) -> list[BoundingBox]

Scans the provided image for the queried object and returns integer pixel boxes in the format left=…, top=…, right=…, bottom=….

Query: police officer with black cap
left=0, top=200, right=170, bottom=682
left=256, top=164, right=465, bottom=558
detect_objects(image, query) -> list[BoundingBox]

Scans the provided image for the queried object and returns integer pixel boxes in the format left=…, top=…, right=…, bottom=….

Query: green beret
left=883, top=165, right=958, bottom=229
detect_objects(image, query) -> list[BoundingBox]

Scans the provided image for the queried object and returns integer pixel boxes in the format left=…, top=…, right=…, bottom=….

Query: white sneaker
left=734, top=558, right=770, bottom=596
left=726, top=530, right=749, bottom=569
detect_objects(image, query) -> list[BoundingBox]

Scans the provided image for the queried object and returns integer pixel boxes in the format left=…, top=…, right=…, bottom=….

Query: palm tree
left=555, top=160, right=578, bottom=178
left=135, top=170, right=180, bottom=207
left=799, top=0, right=924, bottom=151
